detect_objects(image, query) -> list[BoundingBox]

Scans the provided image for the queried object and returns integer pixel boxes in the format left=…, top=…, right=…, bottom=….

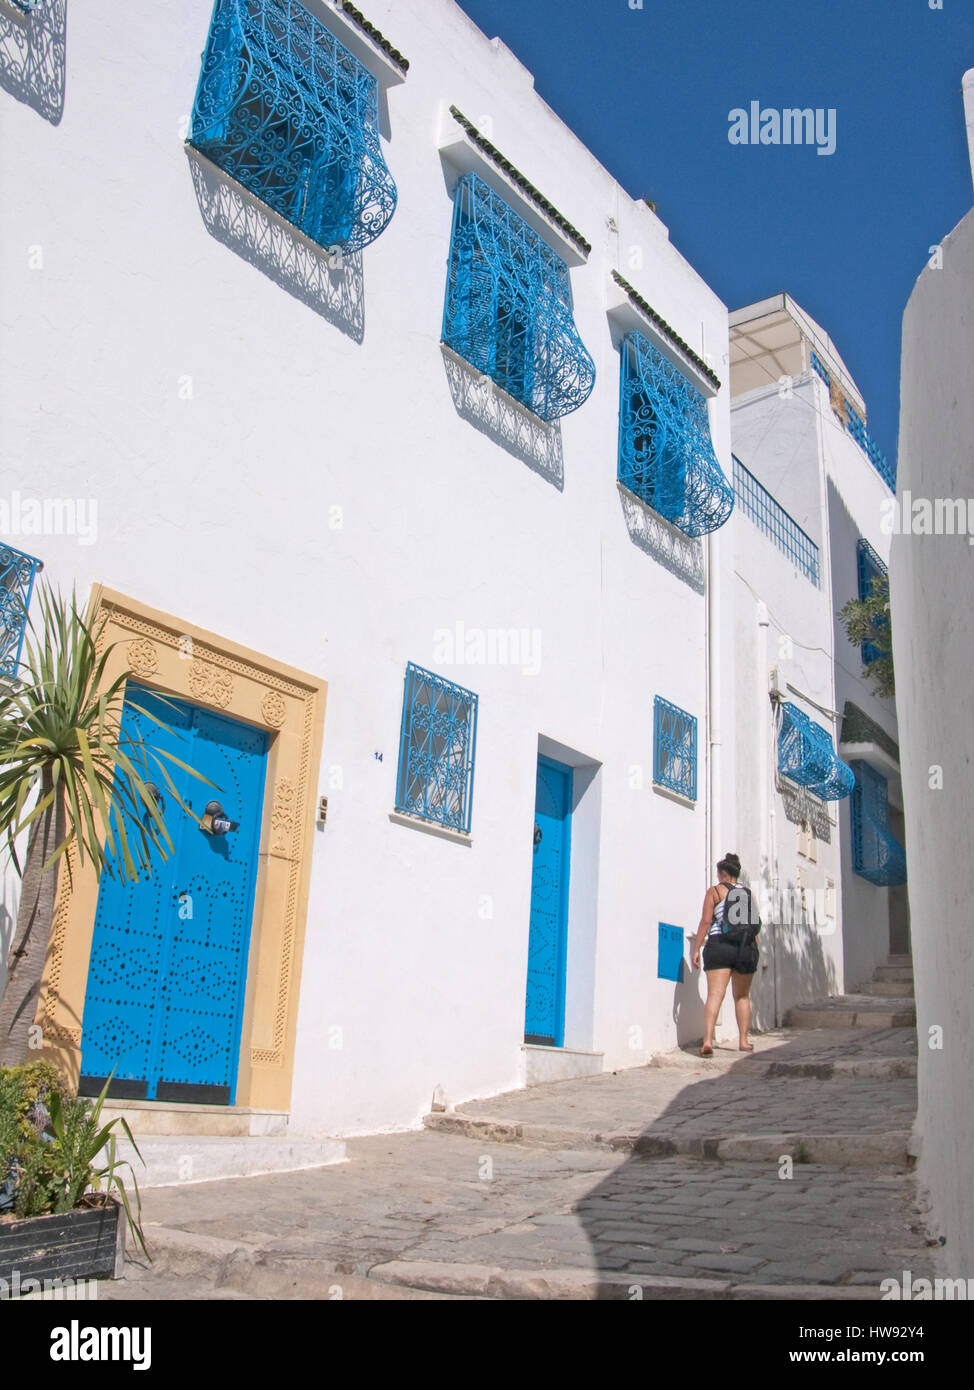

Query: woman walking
left=691, top=852, right=760, bottom=1056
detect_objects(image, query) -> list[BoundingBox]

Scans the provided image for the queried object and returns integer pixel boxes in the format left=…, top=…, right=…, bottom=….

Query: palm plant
left=0, top=583, right=212, bottom=1066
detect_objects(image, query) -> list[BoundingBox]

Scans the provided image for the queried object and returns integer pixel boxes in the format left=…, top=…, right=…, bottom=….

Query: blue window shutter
left=442, top=171, right=595, bottom=422
left=619, top=331, right=733, bottom=537
left=189, top=0, right=397, bottom=254
left=850, top=760, right=906, bottom=887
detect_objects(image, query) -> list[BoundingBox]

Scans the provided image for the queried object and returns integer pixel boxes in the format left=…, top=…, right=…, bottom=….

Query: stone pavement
left=98, top=1020, right=938, bottom=1301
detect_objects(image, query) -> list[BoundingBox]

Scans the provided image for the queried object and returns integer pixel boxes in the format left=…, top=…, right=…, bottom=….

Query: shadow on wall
left=618, top=488, right=706, bottom=594
left=779, top=779, right=832, bottom=844
left=186, top=149, right=366, bottom=345
left=0, top=0, right=66, bottom=124
left=441, top=349, right=565, bottom=490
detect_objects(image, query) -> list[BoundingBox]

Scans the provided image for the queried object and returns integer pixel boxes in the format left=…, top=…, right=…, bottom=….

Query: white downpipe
left=707, top=530, right=721, bottom=882
left=756, top=600, right=777, bottom=1026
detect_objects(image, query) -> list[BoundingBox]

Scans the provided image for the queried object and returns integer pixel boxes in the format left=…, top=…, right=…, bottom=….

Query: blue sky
left=455, top=0, right=974, bottom=467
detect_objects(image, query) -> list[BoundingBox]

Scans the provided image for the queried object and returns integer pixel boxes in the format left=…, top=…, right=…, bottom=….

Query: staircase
left=784, top=954, right=915, bottom=1029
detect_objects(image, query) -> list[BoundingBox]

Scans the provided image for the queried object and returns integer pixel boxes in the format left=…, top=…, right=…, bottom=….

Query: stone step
left=886, top=954, right=913, bottom=966
left=857, top=979, right=915, bottom=997
left=104, top=1135, right=346, bottom=1189
left=423, top=1112, right=911, bottom=1165
left=874, top=965, right=914, bottom=983
left=785, top=996, right=915, bottom=1030
left=102, top=1101, right=288, bottom=1139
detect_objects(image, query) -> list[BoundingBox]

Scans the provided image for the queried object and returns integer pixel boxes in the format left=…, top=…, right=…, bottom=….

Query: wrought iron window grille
left=8, top=1, right=43, bottom=12
left=618, top=331, right=734, bottom=538
left=395, top=662, right=479, bottom=835
left=777, top=701, right=854, bottom=801
left=442, top=171, right=596, bottom=424
left=809, top=349, right=830, bottom=386
left=856, top=537, right=889, bottom=666
left=653, top=696, right=697, bottom=801
left=850, top=759, right=906, bottom=887
left=734, top=456, right=820, bottom=587
left=0, top=544, right=42, bottom=679
left=189, top=0, right=397, bottom=255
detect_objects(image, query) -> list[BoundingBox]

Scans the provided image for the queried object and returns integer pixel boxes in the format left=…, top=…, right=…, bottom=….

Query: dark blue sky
left=455, top=0, right=974, bottom=466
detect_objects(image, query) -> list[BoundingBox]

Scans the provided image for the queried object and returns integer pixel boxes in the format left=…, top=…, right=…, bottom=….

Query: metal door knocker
left=143, top=783, right=165, bottom=817
left=200, top=800, right=239, bottom=836
left=533, top=824, right=542, bottom=852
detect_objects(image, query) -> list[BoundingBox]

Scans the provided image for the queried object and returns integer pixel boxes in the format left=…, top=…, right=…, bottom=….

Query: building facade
left=0, top=0, right=904, bottom=1148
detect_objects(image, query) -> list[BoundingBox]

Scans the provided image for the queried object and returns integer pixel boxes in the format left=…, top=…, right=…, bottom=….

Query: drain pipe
left=756, top=601, right=778, bottom=1027
left=707, top=530, right=721, bottom=885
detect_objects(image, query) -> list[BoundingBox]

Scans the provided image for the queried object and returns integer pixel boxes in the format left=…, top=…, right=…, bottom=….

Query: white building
left=892, top=69, right=974, bottom=1273
left=0, top=0, right=906, bottom=1153
left=725, top=296, right=907, bottom=1029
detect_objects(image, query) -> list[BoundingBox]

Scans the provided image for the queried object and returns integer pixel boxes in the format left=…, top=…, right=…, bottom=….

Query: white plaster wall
left=894, top=201, right=974, bottom=1272
left=0, top=1, right=730, bottom=1133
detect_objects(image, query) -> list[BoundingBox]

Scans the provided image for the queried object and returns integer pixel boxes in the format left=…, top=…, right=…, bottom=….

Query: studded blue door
left=79, top=688, right=268, bottom=1105
left=524, top=756, right=572, bottom=1047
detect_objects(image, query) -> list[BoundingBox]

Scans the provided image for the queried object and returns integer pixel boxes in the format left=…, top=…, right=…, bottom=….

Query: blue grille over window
left=189, top=0, right=397, bottom=253
left=845, top=402, right=895, bottom=490
left=442, top=171, right=595, bottom=423
left=1, top=544, right=42, bottom=679
left=9, top=1, right=44, bottom=11
left=395, top=663, right=479, bottom=834
left=734, top=456, right=820, bottom=587
left=654, top=696, right=697, bottom=801
left=619, top=331, right=734, bottom=538
left=809, top=349, right=830, bottom=386
left=851, top=760, right=906, bottom=887
left=778, top=701, right=854, bottom=801
left=856, top=538, right=888, bottom=666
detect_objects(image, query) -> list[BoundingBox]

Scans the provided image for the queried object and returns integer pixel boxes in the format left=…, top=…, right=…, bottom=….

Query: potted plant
left=0, top=1060, right=147, bottom=1290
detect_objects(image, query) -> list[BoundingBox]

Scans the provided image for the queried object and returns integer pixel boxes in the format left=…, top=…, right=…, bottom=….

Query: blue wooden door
left=524, top=756, right=572, bottom=1046
left=80, top=688, right=268, bottom=1105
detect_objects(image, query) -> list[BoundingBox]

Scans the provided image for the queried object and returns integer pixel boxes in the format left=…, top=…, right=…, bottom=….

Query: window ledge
left=440, top=342, right=557, bottom=430
left=388, top=810, right=472, bottom=846
left=652, top=782, right=696, bottom=810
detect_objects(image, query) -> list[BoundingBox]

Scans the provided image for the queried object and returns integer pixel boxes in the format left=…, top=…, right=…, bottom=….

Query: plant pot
left=0, top=1194, right=124, bottom=1290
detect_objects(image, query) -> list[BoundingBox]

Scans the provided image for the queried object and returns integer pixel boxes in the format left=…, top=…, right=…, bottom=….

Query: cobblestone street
left=101, top=1019, right=938, bottom=1301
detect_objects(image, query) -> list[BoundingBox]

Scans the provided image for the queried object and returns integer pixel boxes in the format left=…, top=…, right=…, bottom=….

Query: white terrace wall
left=893, top=148, right=974, bottom=1270
left=0, top=0, right=731, bottom=1134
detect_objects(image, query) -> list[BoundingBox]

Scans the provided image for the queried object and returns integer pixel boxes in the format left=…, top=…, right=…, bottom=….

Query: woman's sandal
left=739, top=1042, right=754, bottom=1052
left=701, top=1044, right=714, bottom=1057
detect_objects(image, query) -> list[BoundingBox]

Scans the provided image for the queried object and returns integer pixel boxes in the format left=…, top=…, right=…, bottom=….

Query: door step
left=107, top=1135, right=346, bottom=1189
left=785, top=995, right=915, bottom=1029
left=856, top=979, right=915, bottom=997
left=521, top=1044, right=603, bottom=1086
left=102, top=1100, right=288, bottom=1138
left=874, top=965, right=913, bottom=983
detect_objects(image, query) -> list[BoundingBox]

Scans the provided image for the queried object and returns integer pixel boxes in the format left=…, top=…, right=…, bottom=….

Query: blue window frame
left=850, top=760, right=906, bottom=887
left=1, top=544, right=42, bottom=679
left=618, top=331, right=734, bottom=538
left=809, top=349, right=830, bottom=387
left=778, top=701, right=854, bottom=801
left=734, top=456, right=820, bottom=587
left=856, top=538, right=888, bottom=666
left=442, top=170, right=595, bottom=423
left=653, top=696, right=697, bottom=801
left=189, top=0, right=397, bottom=254
left=395, top=663, right=479, bottom=834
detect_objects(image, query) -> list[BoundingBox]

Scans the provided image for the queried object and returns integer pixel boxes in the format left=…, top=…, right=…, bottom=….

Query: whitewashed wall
left=0, top=0, right=731, bottom=1134
left=894, top=164, right=974, bottom=1272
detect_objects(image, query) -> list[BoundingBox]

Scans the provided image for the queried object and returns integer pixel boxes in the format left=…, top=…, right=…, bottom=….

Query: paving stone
left=683, top=1252, right=766, bottom=1273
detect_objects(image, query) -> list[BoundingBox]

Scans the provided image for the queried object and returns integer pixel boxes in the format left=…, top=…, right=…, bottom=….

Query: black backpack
left=720, top=884, right=761, bottom=945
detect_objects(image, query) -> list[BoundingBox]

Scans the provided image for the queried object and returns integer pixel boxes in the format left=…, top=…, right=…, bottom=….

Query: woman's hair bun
left=718, top=851, right=741, bottom=875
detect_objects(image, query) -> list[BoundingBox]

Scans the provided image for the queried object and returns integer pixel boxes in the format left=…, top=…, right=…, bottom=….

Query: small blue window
left=778, top=701, right=854, bottom=801
left=442, top=171, right=595, bottom=422
left=856, top=538, right=888, bottom=666
left=0, top=544, right=42, bottom=679
left=189, top=0, right=397, bottom=253
left=653, top=696, right=697, bottom=801
left=395, top=663, right=479, bottom=834
left=850, top=760, right=906, bottom=887
left=618, top=331, right=734, bottom=538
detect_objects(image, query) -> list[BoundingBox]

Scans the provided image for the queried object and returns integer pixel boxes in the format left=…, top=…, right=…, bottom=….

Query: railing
left=733, top=456, right=820, bottom=587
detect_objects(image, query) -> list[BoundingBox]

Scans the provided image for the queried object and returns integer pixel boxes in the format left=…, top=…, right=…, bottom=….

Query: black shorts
left=703, top=936, right=759, bottom=974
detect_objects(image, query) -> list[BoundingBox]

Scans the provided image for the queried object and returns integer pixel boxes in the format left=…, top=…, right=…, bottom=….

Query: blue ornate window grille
left=778, top=701, right=854, bottom=801
left=619, top=331, right=734, bottom=538
left=1, top=544, right=42, bottom=679
left=851, top=760, right=906, bottom=887
left=809, top=349, right=830, bottom=386
left=189, top=0, right=397, bottom=253
left=844, top=401, right=895, bottom=490
left=653, top=696, right=697, bottom=801
left=395, top=663, right=479, bottom=834
left=734, top=456, right=820, bottom=587
left=442, top=171, right=595, bottom=423
left=856, top=538, right=889, bottom=665
left=9, top=1, right=44, bottom=12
